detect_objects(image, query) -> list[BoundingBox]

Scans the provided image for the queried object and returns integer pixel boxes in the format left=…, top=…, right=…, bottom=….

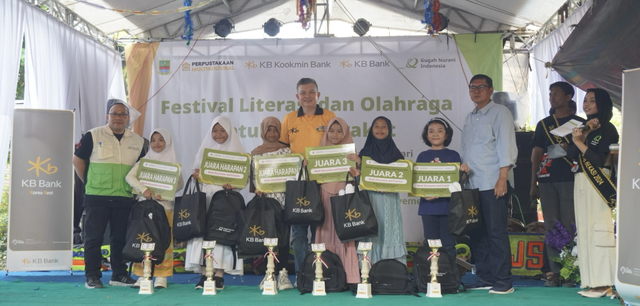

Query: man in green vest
left=73, top=100, right=145, bottom=289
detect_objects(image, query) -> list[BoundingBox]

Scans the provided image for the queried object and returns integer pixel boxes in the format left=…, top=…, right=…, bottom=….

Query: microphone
left=579, top=125, right=590, bottom=132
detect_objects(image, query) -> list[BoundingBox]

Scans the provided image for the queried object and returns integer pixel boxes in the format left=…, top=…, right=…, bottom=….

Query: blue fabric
left=421, top=214, right=456, bottom=257
left=468, top=189, right=513, bottom=290
left=291, top=224, right=316, bottom=273
left=358, top=191, right=406, bottom=265
left=461, top=101, right=518, bottom=191
left=416, top=148, right=461, bottom=215
left=358, top=116, right=404, bottom=164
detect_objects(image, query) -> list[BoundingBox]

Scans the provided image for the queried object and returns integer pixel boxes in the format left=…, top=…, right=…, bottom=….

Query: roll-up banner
left=616, top=68, right=640, bottom=304
left=7, top=109, right=74, bottom=271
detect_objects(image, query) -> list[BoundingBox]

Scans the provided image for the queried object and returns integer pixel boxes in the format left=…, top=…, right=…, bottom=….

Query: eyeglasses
left=109, top=113, right=129, bottom=118
left=469, top=85, right=490, bottom=91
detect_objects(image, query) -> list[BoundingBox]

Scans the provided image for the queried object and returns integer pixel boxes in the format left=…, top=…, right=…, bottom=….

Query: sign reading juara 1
left=305, top=143, right=357, bottom=183
left=410, top=162, right=460, bottom=198
left=135, top=158, right=182, bottom=201
left=200, top=148, right=251, bottom=188
left=359, top=156, right=413, bottom=193
left=254, top=154, right=303, bottom=193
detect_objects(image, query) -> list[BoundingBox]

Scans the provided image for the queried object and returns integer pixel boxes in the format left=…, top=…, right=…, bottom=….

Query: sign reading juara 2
left=359, top=156, right=413, bottom=193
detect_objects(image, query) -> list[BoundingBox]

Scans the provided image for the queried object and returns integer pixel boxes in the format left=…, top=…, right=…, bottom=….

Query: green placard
left=254, top=154, right=304, bottom=193
left=305, top=143, right=356, bottom=183
left=135, top=158, right=182, bottom=201
left=410, top=162, right=460, bottom=198
left=200, top=148, right=251, bottom=188
left=359, top=156, right=413, bottom=193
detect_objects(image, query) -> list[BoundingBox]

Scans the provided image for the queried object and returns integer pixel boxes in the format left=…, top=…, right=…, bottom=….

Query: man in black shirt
left=530, top=82, right=585, bottom=287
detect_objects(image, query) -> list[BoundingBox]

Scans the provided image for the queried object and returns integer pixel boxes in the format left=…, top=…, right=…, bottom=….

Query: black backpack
left=122, top=200, right=171, bottom=265
left=413, top=247, right=462, bottom=294
left=297, top=250, right=347, bottom=294
left=369, top=259, right=418, bottom=296
left=204, top=189, right=245, bottom=246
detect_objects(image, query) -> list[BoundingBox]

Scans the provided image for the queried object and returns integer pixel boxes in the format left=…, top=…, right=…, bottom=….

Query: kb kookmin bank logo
left=27, top=156, right=58, bottom=177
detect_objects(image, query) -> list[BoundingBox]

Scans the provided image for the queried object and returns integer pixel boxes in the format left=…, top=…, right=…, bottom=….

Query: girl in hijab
left=126, top=128, right=184, bottom=289
left=314, top=117, right=361, bottom=284
left=566, top=88, right=618, bottom=298
left=350, top=116, right=407, bottom=265
left=188, top=116, right=245, bottom=290
left=250, top=116, right=293, bottom=290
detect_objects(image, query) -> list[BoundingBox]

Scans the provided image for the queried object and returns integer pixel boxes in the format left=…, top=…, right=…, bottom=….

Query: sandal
left=543, top=273, right=560, bottom=287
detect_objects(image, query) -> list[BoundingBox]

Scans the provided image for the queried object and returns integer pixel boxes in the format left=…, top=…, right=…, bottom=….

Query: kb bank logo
left=22, top=257, right=60, bottom=265
left=28, top=156, right=57, bottom=177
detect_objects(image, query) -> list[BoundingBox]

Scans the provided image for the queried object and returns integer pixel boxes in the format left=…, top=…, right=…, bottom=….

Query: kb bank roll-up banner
left=616, top=68, right=640, bottom=305
left=137, top=35, right=501, bottom=243
left=7, top=109, right=74, bottom=271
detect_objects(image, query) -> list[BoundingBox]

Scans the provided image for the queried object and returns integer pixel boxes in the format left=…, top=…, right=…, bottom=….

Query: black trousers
left=83, top=200, right=132, bottom=278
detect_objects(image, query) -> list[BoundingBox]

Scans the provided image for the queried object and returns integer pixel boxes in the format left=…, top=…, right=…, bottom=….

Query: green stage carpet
left=0, top=281, right=620, bottom=306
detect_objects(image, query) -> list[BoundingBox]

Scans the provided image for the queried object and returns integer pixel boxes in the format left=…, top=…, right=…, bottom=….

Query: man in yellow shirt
left=280, top=78, right=335, bottom=281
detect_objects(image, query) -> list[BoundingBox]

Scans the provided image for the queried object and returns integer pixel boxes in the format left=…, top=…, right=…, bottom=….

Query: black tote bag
left=448, top=172, right=482, bottom=236
left=237, top=196, right=279, bottom=257
left=284, top=164, right=324, bottom=225
left=245, top=195, right=289, bottom=249
left=172, top=176, right=206, bottom=242
left=330, top=176, right=378, bottom=242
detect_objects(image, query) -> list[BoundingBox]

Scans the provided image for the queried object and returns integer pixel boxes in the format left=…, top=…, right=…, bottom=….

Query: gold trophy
left=426, top=239, right=443, bottom=298
left=138, top=242, right=156, bottom=295
left=356, top=242, right=373, bottom=299
left=262, top=238, right=279, bottom=295
left=202, top=240, right=217, bottom=295
left=311, top=243, right=327, bottom=296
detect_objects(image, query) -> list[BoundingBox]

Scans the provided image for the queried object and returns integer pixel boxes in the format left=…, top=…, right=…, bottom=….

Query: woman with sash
left=566, top=88, right=618, bottom=298
left=250, top=116, right=293, bottom=290
left=350, top=116, right=407, bottom=265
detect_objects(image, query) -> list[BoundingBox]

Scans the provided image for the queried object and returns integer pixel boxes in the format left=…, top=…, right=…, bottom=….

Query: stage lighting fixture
left=353, top=18, right=371, bottom=37
left=263, top=18, right=283, bottom=37
left=214, top=18, right=234, bottom=38
left=439, top=13, right=449, bottom=31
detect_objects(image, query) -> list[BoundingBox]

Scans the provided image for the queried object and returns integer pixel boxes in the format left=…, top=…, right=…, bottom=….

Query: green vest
left=85, top=125, right=144, bottom=197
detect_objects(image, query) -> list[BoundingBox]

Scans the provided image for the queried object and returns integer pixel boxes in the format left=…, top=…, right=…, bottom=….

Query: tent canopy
left=57, top=0, right=568, bottom=39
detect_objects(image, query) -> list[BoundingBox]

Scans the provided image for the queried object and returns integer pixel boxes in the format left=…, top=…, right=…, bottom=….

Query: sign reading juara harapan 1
left=254, top=154, right=303, bottom=193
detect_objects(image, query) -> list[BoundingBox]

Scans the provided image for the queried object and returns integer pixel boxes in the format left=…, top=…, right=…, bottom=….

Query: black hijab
left=359, top=116, right=404, bottom=164
left=586, top=88, right=613, bottom=123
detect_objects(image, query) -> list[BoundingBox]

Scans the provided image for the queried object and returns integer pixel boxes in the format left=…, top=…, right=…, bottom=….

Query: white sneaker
left=278, top=268, right=293, bottom=290
left=133, top=277, right=142, bottom=289
left=154, top=277, right=167, bottom=288
left=259, top=273, right=268, bottom=290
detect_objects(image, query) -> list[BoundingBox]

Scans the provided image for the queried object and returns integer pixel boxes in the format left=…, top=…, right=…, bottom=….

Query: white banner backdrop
left=144, top=36, right=476, bottom=243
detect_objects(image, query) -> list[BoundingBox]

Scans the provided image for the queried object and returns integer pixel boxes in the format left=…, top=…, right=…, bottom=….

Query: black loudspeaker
left=512, top=132, right=538, bottom=225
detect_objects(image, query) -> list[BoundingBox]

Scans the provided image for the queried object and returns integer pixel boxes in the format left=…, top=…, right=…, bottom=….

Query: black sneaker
left=195, top=275, right=207, bottom=290
left=214, top=276, right=224, bottom=290
left=109, top=274, right=136, bottom=287
left=85, top=276, right=104, bottom=289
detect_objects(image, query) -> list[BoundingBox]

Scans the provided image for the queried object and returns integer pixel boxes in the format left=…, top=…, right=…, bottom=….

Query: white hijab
left=145, top=128, right=179, bottom=164
left=192, top=116, right=245, bottom=169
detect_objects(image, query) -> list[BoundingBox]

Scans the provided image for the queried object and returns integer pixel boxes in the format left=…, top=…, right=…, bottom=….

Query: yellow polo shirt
left=280, top=106, right=336, bottom=155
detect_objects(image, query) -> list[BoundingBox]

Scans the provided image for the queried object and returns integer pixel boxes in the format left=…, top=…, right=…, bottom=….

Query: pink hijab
left=319, top=117, right=354, bottom=194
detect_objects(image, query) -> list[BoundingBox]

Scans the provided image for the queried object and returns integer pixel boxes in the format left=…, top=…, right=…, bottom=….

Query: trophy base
left=355, top=283, right=372, bottom=298
left=203, top=280, right=217, bottom=295
left=262, top=280, right=278, bottom=295
left=312, top=281, right=327, bottom=296
left=138, top=279, right=154, bottom=295
left=426, top=282, right=442, bottom=298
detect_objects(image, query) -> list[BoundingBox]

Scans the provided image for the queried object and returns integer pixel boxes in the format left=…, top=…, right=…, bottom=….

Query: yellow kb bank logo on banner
left=24, top=156, right=62, bottom=192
